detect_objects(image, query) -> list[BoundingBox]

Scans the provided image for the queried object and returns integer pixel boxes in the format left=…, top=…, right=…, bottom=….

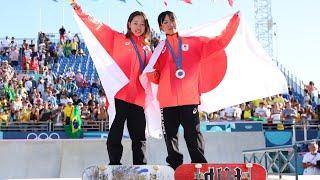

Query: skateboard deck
left=175, top=163, right=267, bottom=180
left=82, top=165, right=174, bottom=180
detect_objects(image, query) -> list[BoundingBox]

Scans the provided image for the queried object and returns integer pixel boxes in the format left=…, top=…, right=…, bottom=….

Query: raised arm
left=201, top=13, right=240, bottom=59
left=71, top=0, right=116, bottom=55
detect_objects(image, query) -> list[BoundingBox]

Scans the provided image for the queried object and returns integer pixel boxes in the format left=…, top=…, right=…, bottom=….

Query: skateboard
left=82, top=165, right=174, bottom=180
left=175, top=163, right=267, bottom=180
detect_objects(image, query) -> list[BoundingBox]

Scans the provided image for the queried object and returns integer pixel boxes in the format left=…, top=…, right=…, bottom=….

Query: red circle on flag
left=199, top=50, right=227, bottom=93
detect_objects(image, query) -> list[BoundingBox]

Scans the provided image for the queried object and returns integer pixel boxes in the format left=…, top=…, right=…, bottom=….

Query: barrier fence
left=0, top=120, right=108, bottom=132
left=243, top=122, right=320, bottom=179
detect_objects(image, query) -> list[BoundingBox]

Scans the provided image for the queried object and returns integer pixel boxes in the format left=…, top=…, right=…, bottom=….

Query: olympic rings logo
left=26, top=132, right=60, bottom=140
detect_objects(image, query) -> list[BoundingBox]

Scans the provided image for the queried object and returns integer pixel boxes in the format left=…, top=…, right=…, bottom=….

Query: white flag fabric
left=73, top=10, right=129, bottom=127
left=185, top=14, right=288, bottom=112
left=140, top=13, right=288, bottom=137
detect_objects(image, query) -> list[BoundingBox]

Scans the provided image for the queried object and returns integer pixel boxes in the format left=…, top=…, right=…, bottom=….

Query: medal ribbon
left=129, top=37, right=147, bottom=72
left=165, top=36, right=183, bottom=69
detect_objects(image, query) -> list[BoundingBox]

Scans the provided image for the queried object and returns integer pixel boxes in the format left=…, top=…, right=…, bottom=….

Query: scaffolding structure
left=254, top=0, right=274, bottom=59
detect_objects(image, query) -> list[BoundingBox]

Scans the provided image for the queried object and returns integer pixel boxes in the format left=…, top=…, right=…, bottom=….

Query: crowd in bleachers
left=0, top=28, right=319, bottom=131
left=0, top=30, right=108, bottom=128
left=200, top=86, right=320, bottom=128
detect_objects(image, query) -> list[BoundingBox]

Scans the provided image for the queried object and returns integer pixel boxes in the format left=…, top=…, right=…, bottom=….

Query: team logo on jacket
left=181, top=44, right=189, bottom=51
left=193, top=107, right=198, bottom=114
left=125, top=41, right=130, bottom=46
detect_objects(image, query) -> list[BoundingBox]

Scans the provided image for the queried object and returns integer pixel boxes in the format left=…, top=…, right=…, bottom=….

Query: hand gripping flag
left=140, top=13, right=288, bottom=138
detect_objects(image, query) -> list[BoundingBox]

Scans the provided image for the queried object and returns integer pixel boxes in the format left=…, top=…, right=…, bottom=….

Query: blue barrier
left=2, top=131, right=69, bottom=139
left=265, top=130, right=320, bottom=147
left=205, top=122, right=263, bottom=132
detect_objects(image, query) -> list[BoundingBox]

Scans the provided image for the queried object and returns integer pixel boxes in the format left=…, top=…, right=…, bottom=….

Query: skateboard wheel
left=153, top=165, right=160, bottom=171
left=246, top=163, right=253, bottom=168
left=195, top=164, right=202, bottom=169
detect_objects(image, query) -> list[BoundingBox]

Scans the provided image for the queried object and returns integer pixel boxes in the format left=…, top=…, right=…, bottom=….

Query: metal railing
left=243, top=145, right=298, bottom=180
left=243, top=122, right=320, bottom=179
left=0, top=120, right=108, bottom=132
left=0, top=121, right=50, bottom=132
left=292, top=121, right=320, bottom=144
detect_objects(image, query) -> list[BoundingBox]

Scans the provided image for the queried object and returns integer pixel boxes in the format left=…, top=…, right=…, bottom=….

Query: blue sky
left=1, top=0, right=319, bottom=88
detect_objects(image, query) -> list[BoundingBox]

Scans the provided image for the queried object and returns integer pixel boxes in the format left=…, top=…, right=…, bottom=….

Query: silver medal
left=175, top=69, right=185, bottom=79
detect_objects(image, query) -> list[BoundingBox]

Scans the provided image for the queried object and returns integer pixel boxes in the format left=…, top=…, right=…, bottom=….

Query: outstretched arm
left=201, top=12, right=240, bottom=59
left=70, top=0, right=116, bottom=55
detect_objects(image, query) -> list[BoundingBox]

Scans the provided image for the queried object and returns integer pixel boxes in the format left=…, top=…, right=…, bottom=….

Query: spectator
left=64, top=67, right=75, bottom=79
left=0, top=60, right=14, bottom=80
left=301, top=105, right=316, bottom=122
left=224, top=106, right=236, bottom=121
left=29, top=106, right=39, bottom=122
left=54, top=76, right=65, bottom=101
left=29, top=56, right=40, bottom=73
left=303, top=142, right=320, bottom=175
left=9, top=47, right=19, bottom=67
left=0, top=108, right=9, bottom=126
left=63, top=98, right=74, bottom=125
left=46, top=90, right=57, bottom=108
left=39, top=102, right=53, bottom=122
left=37, top=78, right=45, bottom=96
left=281, top=101, right=297, bottom=124
left=63, top=40, right=72, bottom=57
left=1, top=36, right=10, bottom=53
left=208, top=112, right=219, bottom=122
left=80, top=103, right=90, bottom=120
left=273, top=94, right=285, bottom=109
left=270, top=102, right=282, bottom=124
left=242, top=103, right=253, bottom=120
left=97, top=104, right=108, bottom=122
left=45, top=69, right=56, bottom=85
left=9, top=37, right=17, bottom=49
left=233, top=105, right=242, bottom=120
left=24, top=77, right=33, bottom=94
left=304, top=89, right=311, bottom=106
left=33, top=93, right=43, bottom=107
left=305, top=81, right=317, bottom=96
left=65, top=77, right=78, bottom=97
left=57, top=43, right=64, bottom=58
left=18, top=104, right=31, bottom=123
left=29, top=40, right=35, bottom=50
left=73, top=33, right=80, bottom=46
left=17, top=81, right=28, bottom=100
left=97, top=90, right=106, bottom=106
left=70, top=39, right=78, bottom=55
left=60, top=93, right=68, bottom=105
left=75, top=70, right=84, bottom=87
left=254, top=101, right=270, bottom=122
left=52, top=103, right=64, bottom=126
left=72, top=94, right=83, bottom=106
left=59, top=26, right=66, bottom=42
